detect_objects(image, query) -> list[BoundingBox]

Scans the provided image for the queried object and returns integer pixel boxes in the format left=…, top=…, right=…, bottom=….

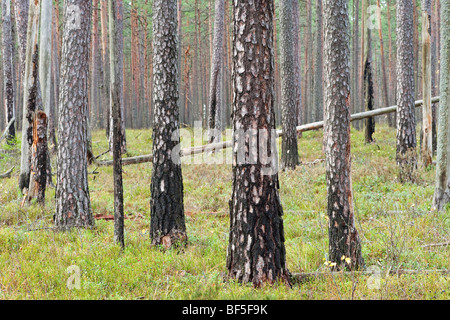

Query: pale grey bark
left=207, top=0, right=224, bottom=144
left=2, top=0, right=16, bottom=144
left=432, top=0, right=450, bottom=210
left=19, top=0, right=41, bottom=192
left=422, top=0, right=433, bottom=167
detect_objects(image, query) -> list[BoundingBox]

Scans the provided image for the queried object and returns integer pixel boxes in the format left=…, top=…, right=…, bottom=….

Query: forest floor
left=0, top=123, right=449, bottom=299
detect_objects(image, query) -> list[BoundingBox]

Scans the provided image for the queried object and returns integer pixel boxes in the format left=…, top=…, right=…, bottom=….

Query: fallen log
left=97, top=96, right=440, bottom=167
left=0, top=166, right=15, bottom=179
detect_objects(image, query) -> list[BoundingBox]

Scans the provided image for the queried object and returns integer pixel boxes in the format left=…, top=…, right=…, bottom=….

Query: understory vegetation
left=0, top=124, right=449, bottom=299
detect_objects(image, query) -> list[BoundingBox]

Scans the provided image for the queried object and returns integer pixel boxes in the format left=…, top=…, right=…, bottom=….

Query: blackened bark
left=109, top=0, right=125, bottom=247
left=396, top=0, right=417, bottom=183
left=227, top=0, right=290, bottom=287
left=150, top=0, right=187, bottom=248
left=55, top=0, right=94, bottom=229
left=323, top=0, right=364, bottom=270
left=27, top=110, right=48, bottom=205
left=364, top=30, right=375, bottom=144
left=279, top=0, right=299, bottom=169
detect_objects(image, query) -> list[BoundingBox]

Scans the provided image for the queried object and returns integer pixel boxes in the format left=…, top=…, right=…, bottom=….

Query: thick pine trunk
left=323, top=0, right=364, bottom=270
left=279, top=0, right=299, bottom=169
left=150, top=0, right=187, bottom=248
left=396, top=0, right=418, bottom=183
left=55, top=0, right=94, bottom=229
left=226, top=0, right=290, bottom=287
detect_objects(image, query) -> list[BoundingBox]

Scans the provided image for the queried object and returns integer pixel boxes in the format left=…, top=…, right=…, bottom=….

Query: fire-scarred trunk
left=226, top=0, right=290, bottom=287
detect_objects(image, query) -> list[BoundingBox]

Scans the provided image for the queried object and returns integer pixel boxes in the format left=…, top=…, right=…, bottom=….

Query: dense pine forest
left=0, top=0, right=449, bottom=304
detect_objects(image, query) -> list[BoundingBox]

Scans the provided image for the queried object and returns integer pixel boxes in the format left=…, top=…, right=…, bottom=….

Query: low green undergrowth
left=0, top=124, right=449, bottom=299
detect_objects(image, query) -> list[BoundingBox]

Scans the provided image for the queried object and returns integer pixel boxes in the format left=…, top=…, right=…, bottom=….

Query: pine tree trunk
left=19, top=0, right=41, bottom=192
left=27, top=110, right=47, bottom=205
left=323, top=0, right=364, bottom=270
left=279, top=0, right=299, bottom=169
left=14, top=0, right=29, bottom=132
left=207, top=0, right=224, bottom=144
left=226, top=0, right=290, bottom=287
left=396, top=0, right=418, bottom=183
left=292, top=0, right=302, bottom=128
left=2, top=0, right=16, bottom=145
left=376, top=0, right=392, bottom=126
left=150, top=0, right=187, bottom=248
left=55, top=0, right=94, bottom=229
left=352, top=0, right=360, bottom=130
left=422, top=0, right=433, bottom=168
left=109, top=0, right=125, bottom=247
left=313, top=0, right=323, bottom=122
left=432, top=0, right=450, bottom=210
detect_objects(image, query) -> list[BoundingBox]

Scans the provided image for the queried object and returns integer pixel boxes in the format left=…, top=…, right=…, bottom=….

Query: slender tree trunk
left=150, top=0, right=187, bottom=247
left=2, top=0, right=16, bottom=145
left=208, top=0, right=225, bottom=144
left=100, top=0, right=110, bottom=134
left=432, top=0, right=450, bottom=210
left=109, top=0, right=125, bottom=247
left=386, top=0, right=396, bottom=123
left=55, top=0, right=94, bottom=229
left=422, top=0, right=433, bottom=168
left=227, top=0, right=290, bottom=287
left=19, top=0, right=41, bottom=192
left=14, top=0, right=29, bottom=132
left=279, top=0, right=299, bottom=169
left=303, top=0, right=312, bottom=124
left=313, top=0, right=323, bottom=122
left=396, top=0, right=417, bottom=183
left=352, top=0, right=361, bottom=130
left=323, top=0, right=364, bottom=270
left=39, top=0, right=53, bottom=147
left=376, top=0, right=392, bottom=126
left=362, top=0, right=375, bottom=143
left=292, top=0, right=302, bottom=128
